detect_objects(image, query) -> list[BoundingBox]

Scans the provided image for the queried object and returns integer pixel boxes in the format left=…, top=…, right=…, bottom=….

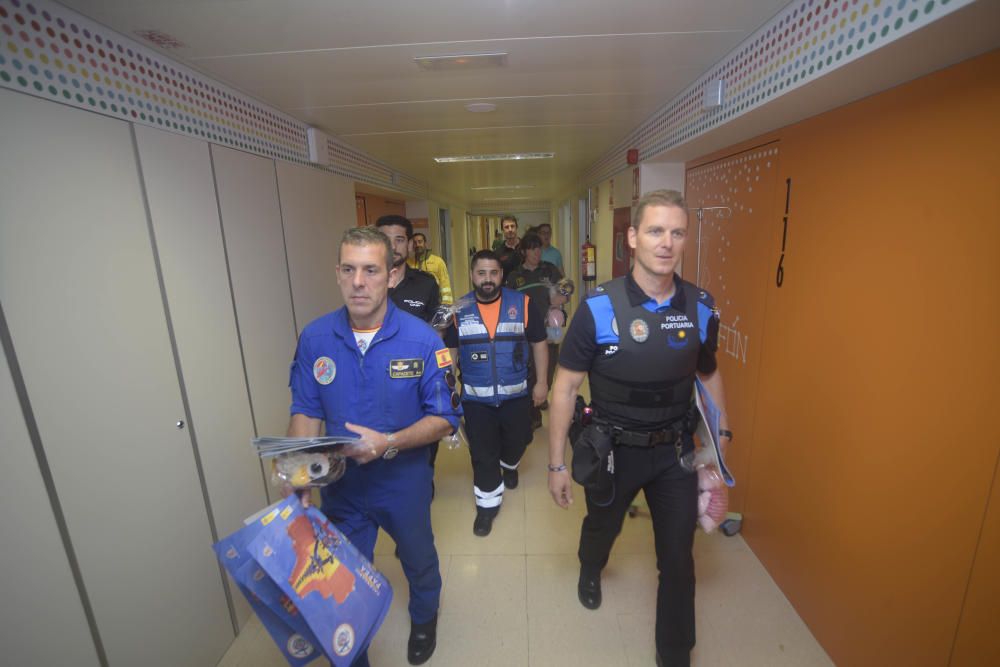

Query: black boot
left=407, top=615, right=437, bottom=665
left=473, top=507, right=498, bottom=536
left=502, top=467, right=519, bottom=489
left=577, top=567, right=602, bottom=610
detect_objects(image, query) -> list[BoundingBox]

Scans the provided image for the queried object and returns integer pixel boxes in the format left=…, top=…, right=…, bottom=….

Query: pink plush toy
left=697, top=465, right=729, bottom=533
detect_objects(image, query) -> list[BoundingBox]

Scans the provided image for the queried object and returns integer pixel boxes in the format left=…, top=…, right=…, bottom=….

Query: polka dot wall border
left=0, top=0, right=428, bottom=197
left=584, top=0, right=968, bottom=186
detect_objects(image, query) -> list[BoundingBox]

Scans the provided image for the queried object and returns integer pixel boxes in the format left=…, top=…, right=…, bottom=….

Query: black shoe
left=577, top=569, right=602, bottom=610
left=473, top=508, right=497, bottom=537
left=407, top=615, right=437, bottom=665
left=502, top=468, right=519, bottom=489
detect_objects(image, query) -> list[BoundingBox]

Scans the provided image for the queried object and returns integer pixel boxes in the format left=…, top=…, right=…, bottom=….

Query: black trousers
left=462, top=396, right=532, bottom=511
left=578, top=435, right=699, bottom=662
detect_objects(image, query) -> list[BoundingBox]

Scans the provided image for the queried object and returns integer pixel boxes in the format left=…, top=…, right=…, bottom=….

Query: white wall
left=0, top=87, right=361, bottom=664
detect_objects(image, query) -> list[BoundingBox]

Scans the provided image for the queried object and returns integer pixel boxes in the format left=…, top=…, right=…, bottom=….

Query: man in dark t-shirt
left=495, top=214, right=522, bottom=279
left=376, top=215, right=440, bottom=323
left=505, top=232, right=566, bottom=425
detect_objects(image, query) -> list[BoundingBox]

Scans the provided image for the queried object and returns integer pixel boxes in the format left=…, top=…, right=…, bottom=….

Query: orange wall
left=355, top=193, right=405, bottom=226
left=686, top=49, right=1000, bottom=666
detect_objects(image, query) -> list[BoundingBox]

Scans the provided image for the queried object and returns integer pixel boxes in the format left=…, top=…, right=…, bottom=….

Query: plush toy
left=272, top=448, right=346, bottom=488
left=429, top=296, right=475, bottom=330
left=697, top=464, right=729, bottom=533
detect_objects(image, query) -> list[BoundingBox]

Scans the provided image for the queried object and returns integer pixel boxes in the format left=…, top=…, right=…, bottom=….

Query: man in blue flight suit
left=444, top=250, right=548, bottom=536
left=546, top=190, right=733, bottom=667
left=287, top=226, right=462, bottom=666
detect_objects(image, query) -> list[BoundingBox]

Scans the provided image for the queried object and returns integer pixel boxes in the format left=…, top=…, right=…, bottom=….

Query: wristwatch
left=719, top=428, right=734, bottom=440
left=382, top=432, right=399, bottom=460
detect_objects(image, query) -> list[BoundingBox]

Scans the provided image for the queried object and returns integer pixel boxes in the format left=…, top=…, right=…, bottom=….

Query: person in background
left=376, top=215, right=440, bottom=323
left=546, top=190, right=732, bottom=667
left=537, top=222, right=564, bottom=272
left=377, top=216, right=449, bottom=490
left=495, top=214, right=522, bottom=279
left=444, top=250, right=548, bottom=536
left=409, top=232, right=454, bottom=305
left=286, top=226, right=461, bottom=666
left=505, top=232, right=566, bottom=427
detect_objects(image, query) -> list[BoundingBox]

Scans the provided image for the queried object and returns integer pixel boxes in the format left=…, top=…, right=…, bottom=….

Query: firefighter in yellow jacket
left=409, top=232, right=454, bottom=305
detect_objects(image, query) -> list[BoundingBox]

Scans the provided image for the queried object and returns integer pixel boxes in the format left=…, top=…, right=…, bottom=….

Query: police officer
left=287, top=226, right=461, bottom=666
left=376, top=215, right=441, bottom=323
left=444, top=250, right=548, bottom=536
left=547, top=190, right=732, bottom=667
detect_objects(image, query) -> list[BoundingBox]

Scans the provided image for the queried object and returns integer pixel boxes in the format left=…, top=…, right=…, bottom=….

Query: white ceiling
left=58, top=0, right=788, bottom=205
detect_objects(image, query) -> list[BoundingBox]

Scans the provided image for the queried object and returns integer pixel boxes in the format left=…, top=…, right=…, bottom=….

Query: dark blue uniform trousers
left=578, top=435, right=699, bottom=665
left=321, top=448, right=441, bottom=665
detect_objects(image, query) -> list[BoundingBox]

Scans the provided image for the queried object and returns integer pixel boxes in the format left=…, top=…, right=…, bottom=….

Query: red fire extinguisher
left=581, top=237, right=597, bottom=284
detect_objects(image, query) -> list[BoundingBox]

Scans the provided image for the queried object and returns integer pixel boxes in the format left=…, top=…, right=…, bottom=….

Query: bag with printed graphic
left=245, top=498, right=393, bottom=665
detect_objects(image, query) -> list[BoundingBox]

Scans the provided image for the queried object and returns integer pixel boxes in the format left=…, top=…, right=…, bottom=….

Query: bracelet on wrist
left=547, top=463, right=567, bottom=472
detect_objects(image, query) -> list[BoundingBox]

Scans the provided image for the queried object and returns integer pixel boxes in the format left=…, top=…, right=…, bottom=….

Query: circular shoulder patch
left=313, top=356, right=336, bottom=385
left=629, top=319, right=649, bottom=343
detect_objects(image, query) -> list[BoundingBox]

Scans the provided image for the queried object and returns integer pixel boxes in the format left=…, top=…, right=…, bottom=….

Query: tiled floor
left=218, top=418, right=833, bottom=667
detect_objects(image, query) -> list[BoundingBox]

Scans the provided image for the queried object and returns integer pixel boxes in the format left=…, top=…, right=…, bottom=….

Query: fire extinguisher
left=581, top=237, right=597, bottom=285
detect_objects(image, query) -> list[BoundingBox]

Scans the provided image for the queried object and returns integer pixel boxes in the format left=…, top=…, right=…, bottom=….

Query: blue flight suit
left=289, top=300, right=461, bottom=635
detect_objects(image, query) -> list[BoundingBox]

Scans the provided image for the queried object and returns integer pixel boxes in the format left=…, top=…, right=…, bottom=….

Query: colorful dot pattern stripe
left=0, top=0, right=428, bottom=197
left=583, top=0, right=969, bottom=185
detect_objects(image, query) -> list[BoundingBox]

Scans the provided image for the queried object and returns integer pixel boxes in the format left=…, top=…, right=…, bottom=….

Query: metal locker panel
left=209, top=146, right=298, bottom=454
left=0, top=89, right=233, bottom=666
left=275, top=160, right=354, bottom=332
left=133, top=125, right=267, bottom=628
left=0, top=328, right=101, bottom=667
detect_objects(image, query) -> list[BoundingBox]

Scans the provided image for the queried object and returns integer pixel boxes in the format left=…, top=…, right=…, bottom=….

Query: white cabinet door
left=275, top=160, right=353, bottom=331
left=134, top=125, right=269, bottom=627
left=210, top=146, right=298, bottom=458
left=0, top=89, right=232, bottom=666
left=0, top=326, right=102, bottom=666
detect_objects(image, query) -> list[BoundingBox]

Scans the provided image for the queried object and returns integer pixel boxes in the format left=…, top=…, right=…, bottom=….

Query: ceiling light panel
left=471, top=185, right=536, bottom=190
left=414, top=53, right=508, bottom=71
left=434, top=153, right=555, bottom=163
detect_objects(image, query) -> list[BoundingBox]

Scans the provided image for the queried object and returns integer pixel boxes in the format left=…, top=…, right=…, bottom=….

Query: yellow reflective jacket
left=408, top=252, right=453, bottom=304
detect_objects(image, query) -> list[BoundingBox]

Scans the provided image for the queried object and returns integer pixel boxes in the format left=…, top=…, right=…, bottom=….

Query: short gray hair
left=632, top=189, right=686, bottom=229
left=339, top=226, right=392, bottom=273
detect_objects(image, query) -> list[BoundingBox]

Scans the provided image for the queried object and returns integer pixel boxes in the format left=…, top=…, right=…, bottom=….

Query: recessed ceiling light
left=465, top=102, right=497, bottom=113
left=414, top=53, right=508, bottom=71
left=471, top=184, right=536, bottom=190
left=434, top=153, right=554, bottom=163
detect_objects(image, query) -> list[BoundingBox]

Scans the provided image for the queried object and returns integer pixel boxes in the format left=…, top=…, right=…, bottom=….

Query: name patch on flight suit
left=470, top=350, right=490, bottom=363
left=389, top=359, right=424, bottom=379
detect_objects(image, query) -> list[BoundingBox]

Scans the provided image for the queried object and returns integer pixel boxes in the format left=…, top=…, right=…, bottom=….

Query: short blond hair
left=632, top=189, right=686, bottom=229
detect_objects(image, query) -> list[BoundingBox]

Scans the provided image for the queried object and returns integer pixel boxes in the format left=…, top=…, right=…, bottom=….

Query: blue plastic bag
left=214, top=496, right=393, bottom=665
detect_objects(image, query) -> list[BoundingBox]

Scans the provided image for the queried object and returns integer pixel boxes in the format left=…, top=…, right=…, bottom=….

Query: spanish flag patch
left=435, top=348, right=452, bottom=368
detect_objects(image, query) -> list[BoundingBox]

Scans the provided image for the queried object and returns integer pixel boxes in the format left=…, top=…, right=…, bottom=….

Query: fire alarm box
left=626, top=148, right=639, bottom=165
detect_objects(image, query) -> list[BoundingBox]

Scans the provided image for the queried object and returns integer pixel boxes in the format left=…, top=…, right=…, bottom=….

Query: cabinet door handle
left=176, top=420, right=185, bottom=429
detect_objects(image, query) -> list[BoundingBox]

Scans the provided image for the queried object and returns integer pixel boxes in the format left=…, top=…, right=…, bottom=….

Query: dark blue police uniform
left=559, top=272, right=719, bottom=666
left=289, top=300, right=461, bottom=633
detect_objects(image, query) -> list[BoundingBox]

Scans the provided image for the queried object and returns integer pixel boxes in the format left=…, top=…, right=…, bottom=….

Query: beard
left=392, top=253, right=406, bottom=268
left=474, top=282, right=499, bottom=301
